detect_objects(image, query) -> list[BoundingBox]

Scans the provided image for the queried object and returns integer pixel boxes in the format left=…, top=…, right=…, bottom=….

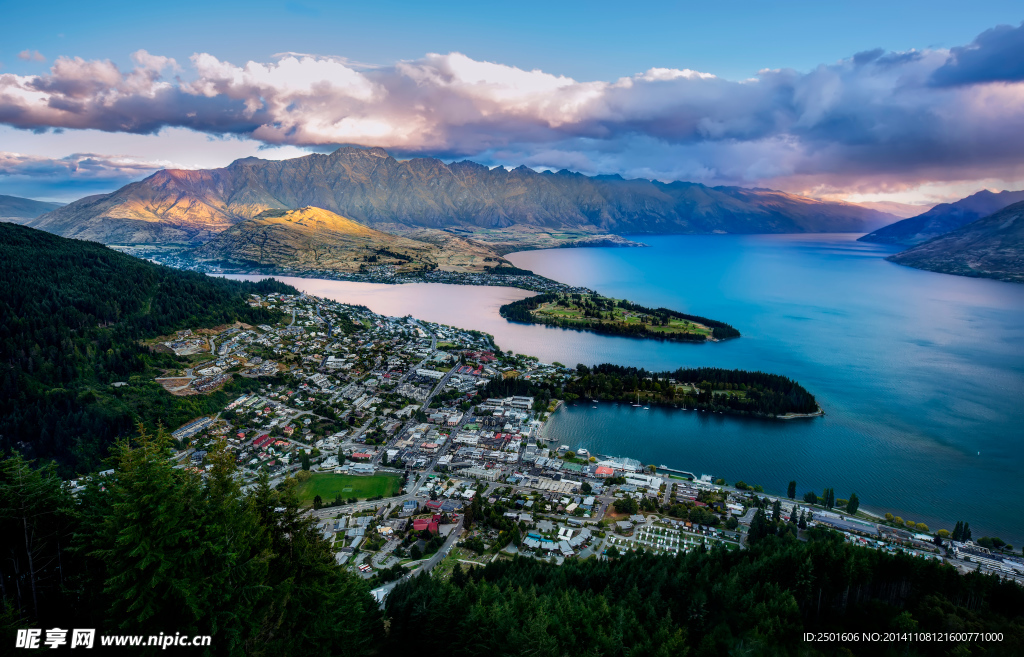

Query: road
left=372, top=516, right=465, bottom=604
left=315, top=304, right=333, bottom=338
left=371, top=361, right=462, bottom=468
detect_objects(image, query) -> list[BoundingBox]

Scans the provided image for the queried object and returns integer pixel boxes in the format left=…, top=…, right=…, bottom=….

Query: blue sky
left=4, top=0, right=1019, bottom=81
left=2, top=0, right=1023, bottom=203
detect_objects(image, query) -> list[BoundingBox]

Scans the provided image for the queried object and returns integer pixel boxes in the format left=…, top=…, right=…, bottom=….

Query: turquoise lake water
left=229, top=233, right=1024, bottom=544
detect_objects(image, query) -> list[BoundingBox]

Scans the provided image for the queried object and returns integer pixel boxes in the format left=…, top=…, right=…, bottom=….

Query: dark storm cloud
left=931, top=22, right=1024, bottom=86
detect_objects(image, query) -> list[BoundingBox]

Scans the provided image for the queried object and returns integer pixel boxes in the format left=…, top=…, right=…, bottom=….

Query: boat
left=643, top=406, right=650, bottom=410
left=631, top=392, right=642, bottom=407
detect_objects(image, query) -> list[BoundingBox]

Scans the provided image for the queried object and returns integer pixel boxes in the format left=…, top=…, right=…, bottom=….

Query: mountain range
left=27, top=146, right=896, bottom=245
left=0, top=194, right=63, bottom=224
left=887, top=200, right=1024, bottom=283
left=191, top=206, right=510, bottom=273
left=859, top=189, right=1024, bottom=246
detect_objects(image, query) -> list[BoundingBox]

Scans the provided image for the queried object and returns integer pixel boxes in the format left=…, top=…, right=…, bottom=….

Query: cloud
left=0, top=26, right=1022, bottom=194
left=931, top=22, right=1024, bottom=86
left=17, top=50, right=45, bottom=62
left=0, top=151, right=168, bottom=200
left=0, top=151, right=166, bottom=179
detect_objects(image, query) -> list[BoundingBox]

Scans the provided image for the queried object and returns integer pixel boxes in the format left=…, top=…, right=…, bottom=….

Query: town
left=84, top=290, right=1023, bottom=604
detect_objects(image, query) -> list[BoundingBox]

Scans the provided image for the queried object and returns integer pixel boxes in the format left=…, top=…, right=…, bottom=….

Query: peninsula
left=499, top=292, right=740, bottom=342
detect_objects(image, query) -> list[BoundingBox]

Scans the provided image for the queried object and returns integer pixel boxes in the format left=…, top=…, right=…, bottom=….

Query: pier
left=657, top=465, right=697, bottom=480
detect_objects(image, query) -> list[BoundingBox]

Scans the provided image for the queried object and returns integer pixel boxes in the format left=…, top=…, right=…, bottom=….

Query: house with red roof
left=412, top=518, right=439, bottom=534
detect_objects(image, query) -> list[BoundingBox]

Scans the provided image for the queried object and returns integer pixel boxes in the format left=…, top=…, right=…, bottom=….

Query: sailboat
left=631, top=392, right=642, bottom=407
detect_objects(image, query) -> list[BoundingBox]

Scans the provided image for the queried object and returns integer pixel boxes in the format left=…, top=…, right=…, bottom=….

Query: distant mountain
left=859, top=189, right=1024, bottom=246
left=191, top=206, right=509, bottom=273
left=887, top=201, right=1024, bottom=283
left=29, top=147, right=895, bottom=245
left=853, top=200, right=933, bottom=219
left=0, top=194, right=63, bottom=224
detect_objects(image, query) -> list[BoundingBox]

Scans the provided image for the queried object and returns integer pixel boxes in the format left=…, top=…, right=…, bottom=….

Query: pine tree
left=952, top=521, right=963, bottom=541
left=748, top=508, right=770, bottom=543
left=787, top=480, right=796, bottom=499
left=963, top=523, right=972, bottom=541
left=847, top=492, right=859, bottom=515
left=772, top=499, right=782, bottom=523
left=798, top=511, right=807, bottom=530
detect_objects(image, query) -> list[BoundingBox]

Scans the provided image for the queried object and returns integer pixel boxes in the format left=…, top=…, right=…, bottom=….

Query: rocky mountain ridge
left=28, top=146, right=896, bottom=245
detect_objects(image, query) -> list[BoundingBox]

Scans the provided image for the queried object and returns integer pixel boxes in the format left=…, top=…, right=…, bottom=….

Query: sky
left=1, top=0, right=1023, bottom=204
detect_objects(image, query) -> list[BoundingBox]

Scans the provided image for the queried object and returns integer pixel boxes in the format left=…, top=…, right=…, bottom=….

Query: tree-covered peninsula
left=484, top=363, right=820, bottom=418
left=499, top=292, right=740, bottom=342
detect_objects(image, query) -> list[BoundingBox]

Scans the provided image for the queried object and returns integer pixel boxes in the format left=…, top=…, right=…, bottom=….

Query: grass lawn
left=295, top=473, right=402, bottom=504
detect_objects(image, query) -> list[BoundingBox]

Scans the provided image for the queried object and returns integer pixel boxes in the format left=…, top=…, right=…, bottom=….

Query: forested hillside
left=0, top=223, right=296, bottom=471
left=384, top=532, right=1024, bottom=656
left=0, top=431, right=381, bottom=655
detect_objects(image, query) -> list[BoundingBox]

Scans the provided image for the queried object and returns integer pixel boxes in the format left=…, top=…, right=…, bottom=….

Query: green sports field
left=295, top=473, right=402, bottom=504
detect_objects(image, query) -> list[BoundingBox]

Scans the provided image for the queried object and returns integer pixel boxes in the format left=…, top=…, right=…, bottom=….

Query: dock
left=657, top=465, right=697, bottom=480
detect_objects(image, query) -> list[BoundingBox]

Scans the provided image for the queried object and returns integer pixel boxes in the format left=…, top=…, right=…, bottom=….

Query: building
left=172, top=416, right=213, bottom=440
left=412, top=518, right=439, bottom=534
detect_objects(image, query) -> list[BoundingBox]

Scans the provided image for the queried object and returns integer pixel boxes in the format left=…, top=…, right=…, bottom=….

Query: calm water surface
left=229, top=234, right=1024, bottom=543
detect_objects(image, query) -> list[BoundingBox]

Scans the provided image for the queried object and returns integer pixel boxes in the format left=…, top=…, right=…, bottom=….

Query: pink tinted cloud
left=0, top=25, right=1022, bottom=193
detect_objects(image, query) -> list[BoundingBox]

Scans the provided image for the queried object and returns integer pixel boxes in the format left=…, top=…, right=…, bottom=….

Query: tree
left=581, top=481, right=593, bottom=494
left=846, top=492, right=859, bottom=516
left=0, top=452, right=75, bottom=620
left=646, top=464, right=657, bottom=474
left=787, top=480, right=796, bottom=499
left=771, top=499, right=781, bottom=523
left=613, top=497, right=639, bottom=515
left=798, top=511, right=807, bottom=530
left=963, top=522, right=972, bottom=541
left=803, top=491, right=818, bottom=505
left=313, top=494, right=323, bottom=510
left=410, top=545, right=422, bottom=560
left=725, top=516, right=739, bottom=530
left=952, top=521, right=963, bottom=541
left=748, top=508, right=771, bottom=543
left=300, top=450, right=311, bottom=471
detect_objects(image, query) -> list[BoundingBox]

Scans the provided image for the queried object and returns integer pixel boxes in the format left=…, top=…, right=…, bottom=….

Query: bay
left=227, top=233, right=1024, bottom=544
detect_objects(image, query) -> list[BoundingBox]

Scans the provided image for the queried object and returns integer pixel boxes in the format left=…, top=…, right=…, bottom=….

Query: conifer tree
left=846, top=493, right=859, bottom=515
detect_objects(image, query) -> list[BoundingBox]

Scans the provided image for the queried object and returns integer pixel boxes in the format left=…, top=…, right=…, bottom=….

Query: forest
left=482, top=363, right=820, bottom=417
left=383, top=530, right=1024, bottom=657
left=499, top=292, right=740, bottom=341
left=0, top=431, right=382, bottom=656
left=0, top=223, right=297, bottom=472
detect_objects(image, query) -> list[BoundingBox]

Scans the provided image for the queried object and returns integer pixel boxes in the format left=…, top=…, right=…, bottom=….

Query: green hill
left=0, top=222, right=296, bottom=471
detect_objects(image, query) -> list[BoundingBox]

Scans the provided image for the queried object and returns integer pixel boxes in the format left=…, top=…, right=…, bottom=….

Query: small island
left=499, top=292, right=740, bottom=342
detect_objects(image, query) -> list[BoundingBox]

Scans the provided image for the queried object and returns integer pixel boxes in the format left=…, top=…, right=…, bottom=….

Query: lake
left=228, top=233, right=1024, bottom=544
